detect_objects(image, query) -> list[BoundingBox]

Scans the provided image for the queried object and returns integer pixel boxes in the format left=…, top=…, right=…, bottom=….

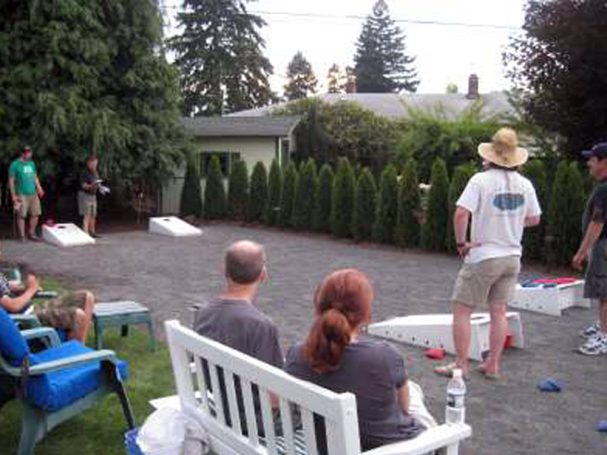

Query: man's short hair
left=225, top=241, right=265, bottom=284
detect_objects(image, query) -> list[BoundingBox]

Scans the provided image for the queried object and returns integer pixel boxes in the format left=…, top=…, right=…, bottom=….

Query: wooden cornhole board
left=148, top=216, right=202, bottom=237
left=42, top=223, right=95, bottom=247
left=509, top=280, right=591, bottom=316
left=367, top=312, right=524, bottom=362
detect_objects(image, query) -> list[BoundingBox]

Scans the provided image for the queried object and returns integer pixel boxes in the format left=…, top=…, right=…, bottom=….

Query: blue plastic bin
left=125, top=428, right=144, bottom=455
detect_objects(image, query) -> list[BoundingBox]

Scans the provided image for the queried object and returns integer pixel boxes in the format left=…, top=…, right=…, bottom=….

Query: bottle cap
left=453, top=368, right=463, bottom=379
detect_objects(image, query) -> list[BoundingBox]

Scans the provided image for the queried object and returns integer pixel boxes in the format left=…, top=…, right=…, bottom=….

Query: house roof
left=181, top=116, right=301, bottom=138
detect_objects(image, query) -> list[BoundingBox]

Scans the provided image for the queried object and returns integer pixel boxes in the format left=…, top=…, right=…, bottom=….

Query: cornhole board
left=148, top=216, right=202, bottom=237
left=509, top=280, right=591, bottom=316
left=367, top=312, right=524, bottom=362
left=42, top=223, right=95, bottom=247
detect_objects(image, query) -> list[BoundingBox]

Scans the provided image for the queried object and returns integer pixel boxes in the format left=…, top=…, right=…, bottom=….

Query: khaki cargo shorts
left=78, top=191, right=97, bottom=217
left=16, top=195, right=41, bottom=219
left=452, top=256, right=521, bottom=308
left=33, top=291, right=88, bottom=332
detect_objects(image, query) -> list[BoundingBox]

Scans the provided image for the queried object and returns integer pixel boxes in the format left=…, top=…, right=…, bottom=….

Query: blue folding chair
left=0, top=307, right=135, bottom=455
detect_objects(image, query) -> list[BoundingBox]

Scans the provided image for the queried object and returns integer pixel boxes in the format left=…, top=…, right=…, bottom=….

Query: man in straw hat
left=435, top=127, right=542, bottom=379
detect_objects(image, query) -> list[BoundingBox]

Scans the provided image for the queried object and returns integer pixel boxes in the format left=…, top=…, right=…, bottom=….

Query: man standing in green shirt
left=9, top=146, right=45, bottom=241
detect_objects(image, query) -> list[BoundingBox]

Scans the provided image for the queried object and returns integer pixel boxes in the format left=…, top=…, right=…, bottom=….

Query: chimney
left=466, top=74, right=479, bottom=99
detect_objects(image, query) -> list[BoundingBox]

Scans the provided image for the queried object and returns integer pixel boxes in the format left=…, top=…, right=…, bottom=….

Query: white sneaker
left=578, top=332, right=607, bottom=356
left=580, top=321, right=601, bottom=339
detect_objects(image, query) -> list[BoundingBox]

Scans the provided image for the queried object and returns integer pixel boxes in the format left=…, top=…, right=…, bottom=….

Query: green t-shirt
left=9, top=159, right=37, bottom=196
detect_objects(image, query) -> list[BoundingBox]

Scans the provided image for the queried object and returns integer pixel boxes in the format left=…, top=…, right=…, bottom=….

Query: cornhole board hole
left=509, top=280, right=590, bottom=316
left=42, top=223, right=95, bottom=247
left=148, top=216, right=202, bottom=237
left=367, top=312, right=524, bottom=362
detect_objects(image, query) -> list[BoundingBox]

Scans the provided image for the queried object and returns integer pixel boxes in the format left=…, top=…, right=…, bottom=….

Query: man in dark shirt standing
left=573, top=143, right=607, bottom=355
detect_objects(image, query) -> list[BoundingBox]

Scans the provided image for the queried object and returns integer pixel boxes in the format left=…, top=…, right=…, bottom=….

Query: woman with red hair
left=286, top=269, right=435, bottom=452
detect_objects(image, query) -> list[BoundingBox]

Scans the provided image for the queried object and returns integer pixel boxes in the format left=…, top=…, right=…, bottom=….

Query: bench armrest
left=21, top=327, right=62, bottom=348
left=28, top=349, right=118, bottom=375
left=361, top=424, right=472, bottom=455
left=10, top=313, right=41, bottom=328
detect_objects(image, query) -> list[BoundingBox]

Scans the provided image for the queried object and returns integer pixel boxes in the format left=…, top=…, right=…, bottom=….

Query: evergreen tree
left=352, top=168, right=378, bottom=242
left=446, top=163, right=477, bottom=251
left=421, top=158, right=450, bottom=251
left=284, top=51, right=318, bottom=101
left=170, top=0, right=274, bottom=116
left=331, top=158, right=356, bottom=237
left=353, top=0, right=419, bottom=93
left=204, top=155, right=227, bottom=219
left=522, top=160, right=548, bottom=260
left=227, top=159, right=248, bottom=220
left=180, top=152, right=203, bottom=218
left=373, top=164, right=399, bottom=243
left=247, top=162, right=268, bottom=222
left=327, top=63, right=346, bottom=94
left=395, top=159, right=421, bottom=247
left=278, top=162, right=298, bottom=227
left=344, top=66, right=357, bottom=93
left=264, top=159, right=282, bottom=225
left=292, top=158, right=318, bottom=230
left=314, top=164, right=335, bottom=232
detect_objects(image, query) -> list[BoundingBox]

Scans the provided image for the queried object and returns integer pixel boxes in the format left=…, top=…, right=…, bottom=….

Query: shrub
left=352, top=168, right=377, bottom=242
left=203, top=155, right=226, bottom=219
left=278, top=162, right=298, bottom=227
left=421, top=158, right=450, bottom=251
left=395, top=158, right=421, bottom=247
left=179, top=152, right=203, bottom=218
left=446, top=163, right=477, bottom=251
left=331, top=157, right=356, bottom=237
left=372, top=164, right=399, bottom=243
left=314, top=164, right=334, bottom=232
left=264, top=159, right=282, bottom=225
left=247, top=162, right=268, bottom=222
left=291, top=158, right=318, bottom=230
left=522, top=159, right=548, bottom=260
left=227, top=159, right=248, bottom=220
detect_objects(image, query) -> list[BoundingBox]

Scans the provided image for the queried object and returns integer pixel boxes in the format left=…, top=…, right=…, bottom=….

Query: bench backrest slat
left=224, top=371, right=243, bottom=435
left=259, top=385, right=278, bottom=455
left=278, top=397, right=296, bottom=455
left=300, top=407, right=319, bottom=455
left=207, top=360, right=227, bottom=425
left=193, top=357, right=211, bottom=414
left=240, top=378, right=260, bottom=447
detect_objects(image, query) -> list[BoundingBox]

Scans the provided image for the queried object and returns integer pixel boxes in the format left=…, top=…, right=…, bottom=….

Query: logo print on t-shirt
left=493, top=193, right=525, bottom=211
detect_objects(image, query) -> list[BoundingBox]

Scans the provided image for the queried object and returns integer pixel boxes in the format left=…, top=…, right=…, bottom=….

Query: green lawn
left=0, top=279, right=176, bottom=454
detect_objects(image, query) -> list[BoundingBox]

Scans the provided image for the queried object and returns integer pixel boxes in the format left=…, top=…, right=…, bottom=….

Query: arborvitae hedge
left=227, top=159, right=248, bottom=220
left=292, top=158, right=318, bottom=230
left=314, top=164, right=334, bottom=232
left=421, top=158, right=450, bottom=251
left=179, top=152, right=203, bottom=218
left=331, top=158, right=356, bottom=238
left=395, top=158, right=421, bottom=247
left=352, top=167, right=377, bottom=242
left=203, top=155, right=226, bottom=219
left=446, top=163, right=477, bottom=251
left=247, top=162, right=268, bottom=222
left=278, top=162, right=298, bottom=227
left=373, top=164, right=399, bottom=243
left=265, top=159, right=281, bottom=225
left=522, top=159, right=548, bottom=261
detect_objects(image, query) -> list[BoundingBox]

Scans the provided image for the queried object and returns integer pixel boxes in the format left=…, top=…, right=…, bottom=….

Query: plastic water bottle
left=446, top=368, right=466, bottom=424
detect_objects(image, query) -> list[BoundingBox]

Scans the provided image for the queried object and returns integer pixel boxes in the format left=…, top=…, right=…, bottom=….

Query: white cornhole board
left=368, top=312, right=524, bottom=362
left=148, top=216, right=202, bottom=237
left=509, top=280, right=591, bottom=316
left=42, top=223, right=95, bottom=247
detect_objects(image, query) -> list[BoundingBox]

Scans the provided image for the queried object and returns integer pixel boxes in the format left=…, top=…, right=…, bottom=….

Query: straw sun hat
left=478, top=127, right=528, bottom=168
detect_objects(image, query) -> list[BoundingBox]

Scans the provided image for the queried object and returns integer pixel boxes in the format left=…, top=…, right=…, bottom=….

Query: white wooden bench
left=165, top=320, right=472, bottom=455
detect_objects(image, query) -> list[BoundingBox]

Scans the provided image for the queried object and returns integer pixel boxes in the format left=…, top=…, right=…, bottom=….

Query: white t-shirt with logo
left=457, top=168, right=542, bottom=264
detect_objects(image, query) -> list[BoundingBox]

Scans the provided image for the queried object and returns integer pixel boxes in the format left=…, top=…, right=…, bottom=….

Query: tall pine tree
left=284, top=52, right=318, bottom=101
left=327, top=63, right=346, bottom=94
left=353, top=0, right=419, bottom=93
left=170, top=0, right=274, bottom=116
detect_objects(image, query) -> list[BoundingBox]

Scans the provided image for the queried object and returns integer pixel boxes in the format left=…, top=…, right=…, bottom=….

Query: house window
left=200, top=152, right=241, bottom=177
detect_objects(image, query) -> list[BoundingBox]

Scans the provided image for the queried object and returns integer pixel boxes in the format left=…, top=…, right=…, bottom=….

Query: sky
left=161, top=0, right=527, bottom=95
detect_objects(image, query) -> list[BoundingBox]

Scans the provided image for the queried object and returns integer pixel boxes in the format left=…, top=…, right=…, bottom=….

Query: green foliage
left=446, top=163, right=477, bottom=251
left=327, top=63, right=355, bottom=94
left=314, top=164, right=335, bottom=232
left=278, top=162, right=298, bottom=227
left=421, top=158, right=450, bottom=251
left=291, top=158, right=318, bottom=230
left=522, top=160, right=548, bottom=260
left=247, top=162, right=268, bottom=222
left=546, top=161, right=585, bottom=265
left=354, top=0, right=419, bottom=93
left=264, top=159, right=281, bottom=225
left=331, top=158, right=356, bottom=237
left=179, top=152, right=203, bottom=218
left=395, top=158, right=421, bottom=247
left=284, top=52, right=318, bottom=101
left=352, top=168, right=378, bottom=242
left=203, top=155, right=226, bottom=219
left=373, top=164, right=399, bottom=243
left=227, top=159, right=248, bottom=220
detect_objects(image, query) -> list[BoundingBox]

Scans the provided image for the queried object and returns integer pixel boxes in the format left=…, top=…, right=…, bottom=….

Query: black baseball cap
left=582, top=142, right=607, bottom=159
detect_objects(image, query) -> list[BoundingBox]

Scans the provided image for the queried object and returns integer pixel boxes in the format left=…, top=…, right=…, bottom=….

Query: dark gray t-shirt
left=286, top=338, right=424, bottom=451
